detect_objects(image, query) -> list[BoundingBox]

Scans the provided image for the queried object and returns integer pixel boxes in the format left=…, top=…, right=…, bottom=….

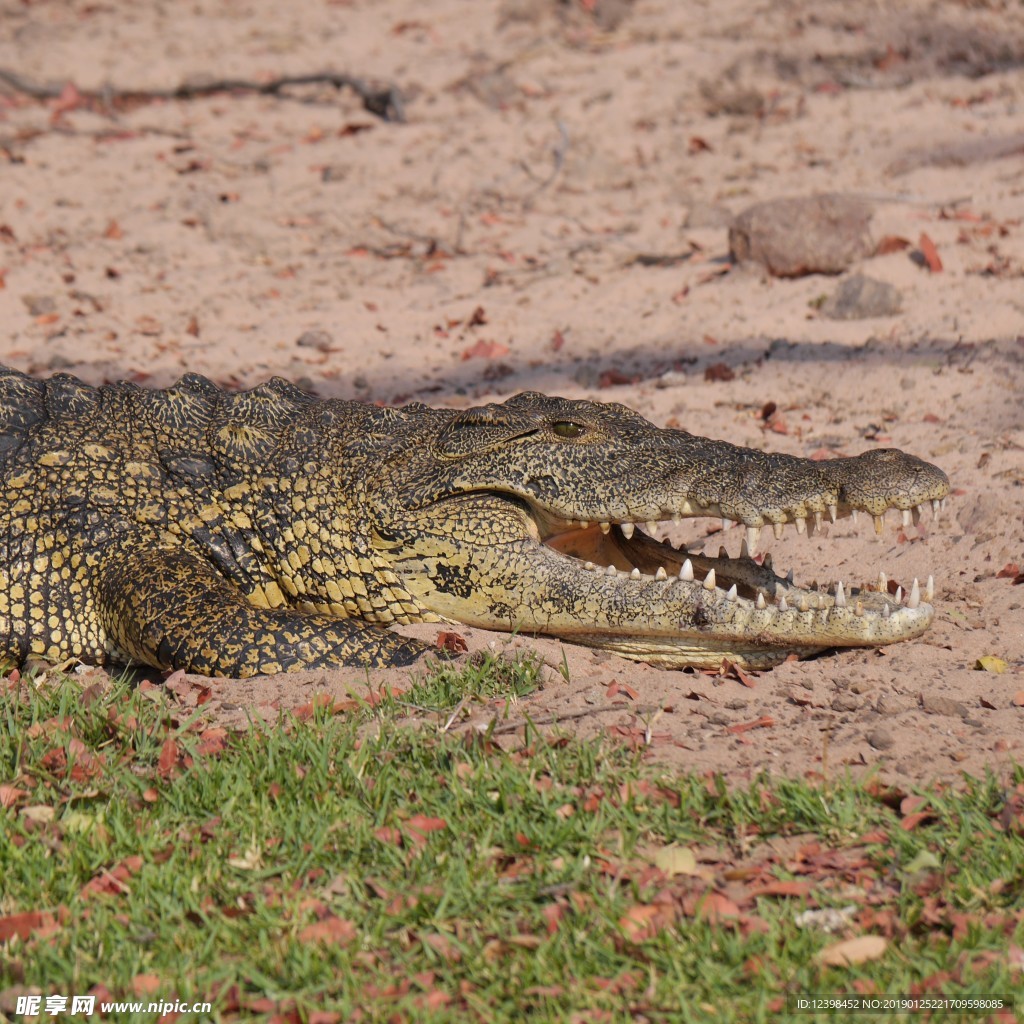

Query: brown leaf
left=918, top=233, right=943, bottom=272
left=298, top=916, right=357, bottom=946
left=131, top=974, right=162, bottom=997
left=619, top=903, right=671, bottom=942
left=103, top=219, right=123, bottom=240
left=466, top=305, right=488, bottom=327
left=460, top=338, right=509, bottom=361
left=697, top=892, right=742, bottom=923
left=996, top=563, right=1021, bottom=579
left=157, top=737, right=179, bottom=777
left=725, top=715, right=774, bottom=734
left=196, top=728, right=228, bottom=757
left=816, top=935, right=887, bottom=967
left=749, top=880, right=812, bottom=899
left=0, top=908, right=65, bottom=942
left=875, top=235, right=911, bottom=255
left=435, top=630, right=468, bottom=653
left=0, top=784, right=28, bottom=809
left=704, top=362, right=735, bottom=382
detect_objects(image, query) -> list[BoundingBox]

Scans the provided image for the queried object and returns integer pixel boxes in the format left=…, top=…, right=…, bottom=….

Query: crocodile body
left=0, top=369, right=949, bottom=676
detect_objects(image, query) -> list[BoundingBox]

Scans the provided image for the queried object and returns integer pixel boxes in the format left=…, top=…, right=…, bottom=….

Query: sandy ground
left=1, top=0, right=1022, bottom=789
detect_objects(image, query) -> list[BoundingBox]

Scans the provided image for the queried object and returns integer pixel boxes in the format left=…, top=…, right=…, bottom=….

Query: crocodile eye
left=551, top=420, right=585, bottom=439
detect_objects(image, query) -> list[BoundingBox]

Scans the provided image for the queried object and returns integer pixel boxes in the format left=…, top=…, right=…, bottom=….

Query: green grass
left=1, top=660, right=1021, bottom=1023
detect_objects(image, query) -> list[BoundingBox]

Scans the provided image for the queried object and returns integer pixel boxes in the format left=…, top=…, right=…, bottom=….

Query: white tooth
left=655, top=567, right=668, bottom=581
left=606, top=564, right=617, bottom=576
left=795, top=516, right=806, bottom=535
left=672, top=515, right=682, bottom=525
left=745, top=526, right=760, bottom=555
left=680, top=559, right=694, bottom=581
left=725, top=585, right=737, bottom=601
left=931, top=499, right=941, bottom=518
left=883, top=603, right=891, bottom=618
left=895, top=586, right=903, bottom=604
left=912, top=506, right=921, bottom=527
left=851, top=509, right=859, bottom=526
left=940, top=498, right=947, bottom=511
left=798, top=595, right=810, bottom=612
left=835, top=581, right=846, bottom=608
left=600, top=522, right=611, bottom=535
left=902, top=509, right=912, bottom=528
left=786, top=569, right=794, bottom=585
left=680, top=500, right=693, bottom=515
left=855, top=600, right=864, bottom=616
left=778, top=594, right=788, bottom=611
left=579, top=520, right=589, bottom=529
left=773, top=522, right=785, bottom=540
left=647, top=521, right=658, bottom=534
left=873, top=514, right=885, bottom=535
left=827, top=503, right=837, bottom=524
left=721, top=517, right=731, bottom=531
left=756, top=592, right=766, bottom=609
left=907, top=578, right=920, bottom=609
left=621, top=522, right=635, bottom=540
left=813, top=510, right=823, bottom=533
left=584, top=561, right=595, bottom=571
left=703, top=568, right=717, bottom=590
left=630, top=567, right=641, bottom=578
left=926, top=575, right=934, bottom=601
left=878, top=571, right=887, bottom=592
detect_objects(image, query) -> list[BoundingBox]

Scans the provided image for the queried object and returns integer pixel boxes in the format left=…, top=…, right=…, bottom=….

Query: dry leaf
left=975, top=655, right=1008, bottom=674
left=652, top=844, right=700, bottom=878
left=816, top=935, right=887, bottom=967
left=918, top=233, right=943, bottom=272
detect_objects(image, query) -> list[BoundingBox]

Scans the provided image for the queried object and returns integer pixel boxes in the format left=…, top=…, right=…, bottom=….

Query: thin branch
left=0, top=68, right=406, bottom=122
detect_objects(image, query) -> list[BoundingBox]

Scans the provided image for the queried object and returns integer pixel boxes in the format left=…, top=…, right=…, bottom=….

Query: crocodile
left=0, top=368, right=950, bottom=676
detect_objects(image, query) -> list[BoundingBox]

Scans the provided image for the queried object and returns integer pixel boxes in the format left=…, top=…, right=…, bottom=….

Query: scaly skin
left=0, top=370, right=950, bottom=675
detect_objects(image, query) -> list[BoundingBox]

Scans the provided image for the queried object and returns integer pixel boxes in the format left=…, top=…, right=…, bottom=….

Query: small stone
left=831, top=694, right=860, bottom=712
left=296, top=330, right=334, bottom=352
left=867, top=726, right=895, bottom=750
left=22, top=294, right=57, bottom=316
left=920, top=694, right=968, bottom=718
left=822, top=274, right=902, bottom=320
left=729, top=194, right=874, bottom=278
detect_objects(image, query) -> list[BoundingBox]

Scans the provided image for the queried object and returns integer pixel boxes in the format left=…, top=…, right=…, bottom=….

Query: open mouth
left=539, top=503, right=942, bottom=618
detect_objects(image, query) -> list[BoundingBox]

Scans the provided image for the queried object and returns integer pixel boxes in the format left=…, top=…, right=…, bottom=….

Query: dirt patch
left=1, top=0, right=1022, bottom=789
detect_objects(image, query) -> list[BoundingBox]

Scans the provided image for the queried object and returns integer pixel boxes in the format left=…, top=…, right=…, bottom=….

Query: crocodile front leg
left=94, top=545, right=431, bottom=676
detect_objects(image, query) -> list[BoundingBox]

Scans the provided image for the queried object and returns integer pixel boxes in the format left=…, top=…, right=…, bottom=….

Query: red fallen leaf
left=619, top=903, right=672, bottom=942
left=598, top=368, right=637, bottom=388
left=697, top=892, right=742, bottom=923
left=422, top=932, right=461, bottom=962
left=875, top=235, right=912, bottom=255
left=49, top=81, right=86, bottom=121
left=299, top=916, right=357, bottom=946
left=688, top=135, right=712, bottom=153
left=542, top=902, right=567, bottom=935
left=749, top=880, right=812, bottom=899
left=720, top=659, right=757, bottom=688
left=550, top=329, right=566, bottom=351
left=466, top=305, right=488, bottom=327
left=900, top=794, right=929, bottom=816
left=725, top=715, right=774, bottom=734
left=435, top=630, right=468, bottom=653
left=460, top=338, right=509, bottom=361
left=406, top=815, right=447, bottom=844
left=922, top=412, right=942, bottom=424
left=103, top=219, right=123, bottom=240
left=704, top=362, right=735, bottom=383
left=196, top=728, right=228, bottom=757
left=373, top=826, right=403, bottom=846
left=81, top=855, right=143, bottom=899
left=0, top=908, right=67, bottom=942
left=1013, top=692, right=1024, bottom=708
left=918, top=232, right=943, bottom=272
left=996, top=563, right=1021, bottom=579
left=131, top=973, right=162, bottom=997
left=308, top=1013, right=343, bottom=1024
left=606, top=680, right=640, bottom=701
left=142, top=788, right=159, bottom=803
left=158, top=737, right=179, bottom=776
left=901, top=810, right=937, bottom=831
left=0, top=784, right=28, bottom=808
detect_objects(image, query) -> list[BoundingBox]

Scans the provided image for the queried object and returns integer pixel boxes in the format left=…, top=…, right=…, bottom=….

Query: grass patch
left=1, top=662, right=1021, bottom=1023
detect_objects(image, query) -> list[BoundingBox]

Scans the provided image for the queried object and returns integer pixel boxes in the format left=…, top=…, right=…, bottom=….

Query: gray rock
left=920, top=694, right=968, bottom=718
left=867, top=726, right=895, bottom=750
left=822, top=274, right=902, bottom=320
left=729, top=194, right=874, bottom=277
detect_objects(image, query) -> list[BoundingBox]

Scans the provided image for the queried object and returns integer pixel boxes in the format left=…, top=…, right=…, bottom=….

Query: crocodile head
left=372, top=392, right=950, bottom=669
